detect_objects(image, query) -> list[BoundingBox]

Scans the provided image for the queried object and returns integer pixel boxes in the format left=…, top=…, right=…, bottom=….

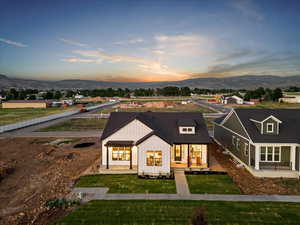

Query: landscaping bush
left=45, top=198, right=80, bottom=209
left=190, top=208, right=208, bottom=225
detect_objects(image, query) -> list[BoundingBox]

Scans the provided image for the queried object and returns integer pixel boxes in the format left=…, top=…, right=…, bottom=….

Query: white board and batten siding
left=102, top=119, right=153, bottom=166
left=138, top=135, right=171, bottom=175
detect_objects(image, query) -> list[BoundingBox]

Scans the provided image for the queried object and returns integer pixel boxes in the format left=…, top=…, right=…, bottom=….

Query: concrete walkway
left=69, top=188, right=300, bottom=203
left=174, top=169, right=190, bottom=195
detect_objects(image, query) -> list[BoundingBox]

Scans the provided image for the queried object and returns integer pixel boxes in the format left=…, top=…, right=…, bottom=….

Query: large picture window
left=260, top=146, right=280, bottom=162
left=112, top=146, right=131, bottom=161
left=146, top=151, right=162, bottom=166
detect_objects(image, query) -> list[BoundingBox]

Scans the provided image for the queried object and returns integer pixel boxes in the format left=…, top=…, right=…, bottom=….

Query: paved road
left=196, top=100, right=231, bottom=114
left=0, top=105, right=112, bottom=138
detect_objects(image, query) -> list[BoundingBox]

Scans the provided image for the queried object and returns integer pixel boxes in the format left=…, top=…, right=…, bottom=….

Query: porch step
left=229, top=157, right=244, bottom=168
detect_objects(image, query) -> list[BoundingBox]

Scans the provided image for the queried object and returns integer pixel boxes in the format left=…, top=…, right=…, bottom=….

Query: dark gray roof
left=226, top=109, right=300, bottom=143
left=177, top=118, right=196, bottom=126
left=213, top=115, right=227, bottom=124
left=101, top=112, right=211, bottom=144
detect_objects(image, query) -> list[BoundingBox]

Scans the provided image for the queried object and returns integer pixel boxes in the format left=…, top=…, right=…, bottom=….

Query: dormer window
left=179, top=126, right=195, bottom=134
left=266, top=123, right=274, bottom=133
left=250, top=115, right=282, bottom=135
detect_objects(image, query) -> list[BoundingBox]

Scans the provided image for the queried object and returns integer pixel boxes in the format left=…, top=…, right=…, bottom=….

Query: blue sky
left=0, top=0, right=300, bottom=82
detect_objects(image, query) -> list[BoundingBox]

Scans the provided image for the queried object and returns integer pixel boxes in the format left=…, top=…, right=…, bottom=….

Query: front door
left=175, top=145, right=182, bottom=161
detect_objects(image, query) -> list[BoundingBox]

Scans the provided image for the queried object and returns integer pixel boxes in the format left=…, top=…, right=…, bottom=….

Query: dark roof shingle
left=101, top=112, right=211, bottom=144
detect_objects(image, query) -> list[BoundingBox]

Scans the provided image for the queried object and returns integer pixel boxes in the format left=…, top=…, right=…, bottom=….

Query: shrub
left=45, top=198, right=80, bottom=209
left=190, top=208, right=208, bottom=225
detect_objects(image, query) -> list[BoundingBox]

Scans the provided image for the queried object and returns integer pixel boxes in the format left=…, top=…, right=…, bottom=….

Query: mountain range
left=1, top=74, right=300, bottom=90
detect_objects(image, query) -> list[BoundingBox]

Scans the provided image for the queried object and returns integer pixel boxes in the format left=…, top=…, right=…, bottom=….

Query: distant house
left=279, top=96, right=300, bottom=104
left=213, top=109, right=300, bottom=178
left=74, top=94, right=85, bottom=100
left=221, top=95, right=244, bottom=105
left=100, top=112, right=212, bottom=177
left=2, top=100, right=53, bottom=108
left=0, top=95, right=5, bottom=103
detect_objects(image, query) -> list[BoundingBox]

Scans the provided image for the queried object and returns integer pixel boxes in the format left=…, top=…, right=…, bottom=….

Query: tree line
left=0, top=86, right=287, bottom=101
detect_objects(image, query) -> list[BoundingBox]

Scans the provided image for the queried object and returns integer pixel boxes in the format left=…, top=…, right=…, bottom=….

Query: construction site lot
left=0, top=137, right=100, bottom=225
left=95, top=100, right=215, bottom=114
left=0, top=106, right=79, bottom=126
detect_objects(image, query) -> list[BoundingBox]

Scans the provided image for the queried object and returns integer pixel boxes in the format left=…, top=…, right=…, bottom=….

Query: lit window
left=146, top=151, right=162, bottom=166
left=112, top=146, right=131, bottom=161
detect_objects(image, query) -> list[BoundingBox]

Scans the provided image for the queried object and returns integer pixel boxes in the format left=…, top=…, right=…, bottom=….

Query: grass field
left=234, top=101, right=300, bottom=109
left=96, top=103, right=214, bottom=114
left=75, top=174, right=176, bottom=193
left=284, top=92, right=300, bottom=96
left=0, top=107, right=78, bottom=126
left=38, top=118, right=108, bottom=131
left=55, top=200, right=300, bottom=225
left=186, top=174, right=241, bottom=194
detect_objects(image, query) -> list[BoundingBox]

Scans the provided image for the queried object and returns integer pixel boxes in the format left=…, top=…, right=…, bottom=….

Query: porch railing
left=259, top=162, right=292, bottom=170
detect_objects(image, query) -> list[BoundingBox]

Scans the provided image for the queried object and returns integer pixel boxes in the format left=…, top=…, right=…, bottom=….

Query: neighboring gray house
left=100, top=112, right=211, bottom=177
left=213, top=108, right=300, bottom=178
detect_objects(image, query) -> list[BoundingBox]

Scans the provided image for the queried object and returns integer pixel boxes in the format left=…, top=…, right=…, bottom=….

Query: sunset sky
left=0, top=0, right=300, bottom=82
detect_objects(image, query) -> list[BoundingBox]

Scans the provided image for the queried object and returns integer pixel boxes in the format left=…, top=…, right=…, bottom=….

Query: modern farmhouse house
left=213, top=108, right=300, bottom=178
left=100, top=112, right=211, bottom=177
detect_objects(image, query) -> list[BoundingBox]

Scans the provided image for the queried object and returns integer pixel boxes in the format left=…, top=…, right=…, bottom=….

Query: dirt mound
left=0, top=137, right=100, bottom=225
left=0, top=161, right=15, bottom=182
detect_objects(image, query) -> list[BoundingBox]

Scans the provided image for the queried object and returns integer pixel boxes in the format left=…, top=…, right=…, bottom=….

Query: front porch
left=171, top=144, right=210, bottom=171
left=99, top=165, right=138, bottom=174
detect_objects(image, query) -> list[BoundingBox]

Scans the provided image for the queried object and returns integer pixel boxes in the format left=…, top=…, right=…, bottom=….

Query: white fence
left=0, top=101, right=119, bottom=133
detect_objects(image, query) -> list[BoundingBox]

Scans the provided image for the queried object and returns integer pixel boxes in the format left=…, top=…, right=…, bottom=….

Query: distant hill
left=1, top=74, right=300, bottom=90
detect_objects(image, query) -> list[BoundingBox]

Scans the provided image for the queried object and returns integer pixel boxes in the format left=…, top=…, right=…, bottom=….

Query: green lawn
left=55, top=200, right=300, bottom=225
left=186, top=174, right=241, bottom=194
left=75, top=174, right=176, bottom=193
left=0, top=107, right=77, bottom=126
left=38, top=118, right=108, bottom=131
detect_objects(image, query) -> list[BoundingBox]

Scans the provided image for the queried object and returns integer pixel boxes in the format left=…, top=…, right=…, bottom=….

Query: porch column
left=291, top=146, right=296, bottom=171
left=130, top=147, right=133, bottom=169
left=187, top=144, right=190, bottom=168
left=255, top=145, right=260, bottom=170
left=106, top=146, right=109, bottom=169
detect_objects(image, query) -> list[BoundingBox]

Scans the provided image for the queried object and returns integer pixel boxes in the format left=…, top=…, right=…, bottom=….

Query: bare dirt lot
left=0, top=137, right=100, bottom=225
left=212, top=142, right=300, bottom=195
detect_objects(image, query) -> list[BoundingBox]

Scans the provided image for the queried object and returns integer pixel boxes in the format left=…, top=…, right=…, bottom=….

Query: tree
left=180, top=87, right=191, bottom=96
left=28, top=94, right=36, bottom=100
left=54, top=91, right=62, bottom=100
left=43, top=91, right=54, bottom=99
left=66, top=90, right=75, bottom=98
left=272, top=88, right=283, bottom=101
